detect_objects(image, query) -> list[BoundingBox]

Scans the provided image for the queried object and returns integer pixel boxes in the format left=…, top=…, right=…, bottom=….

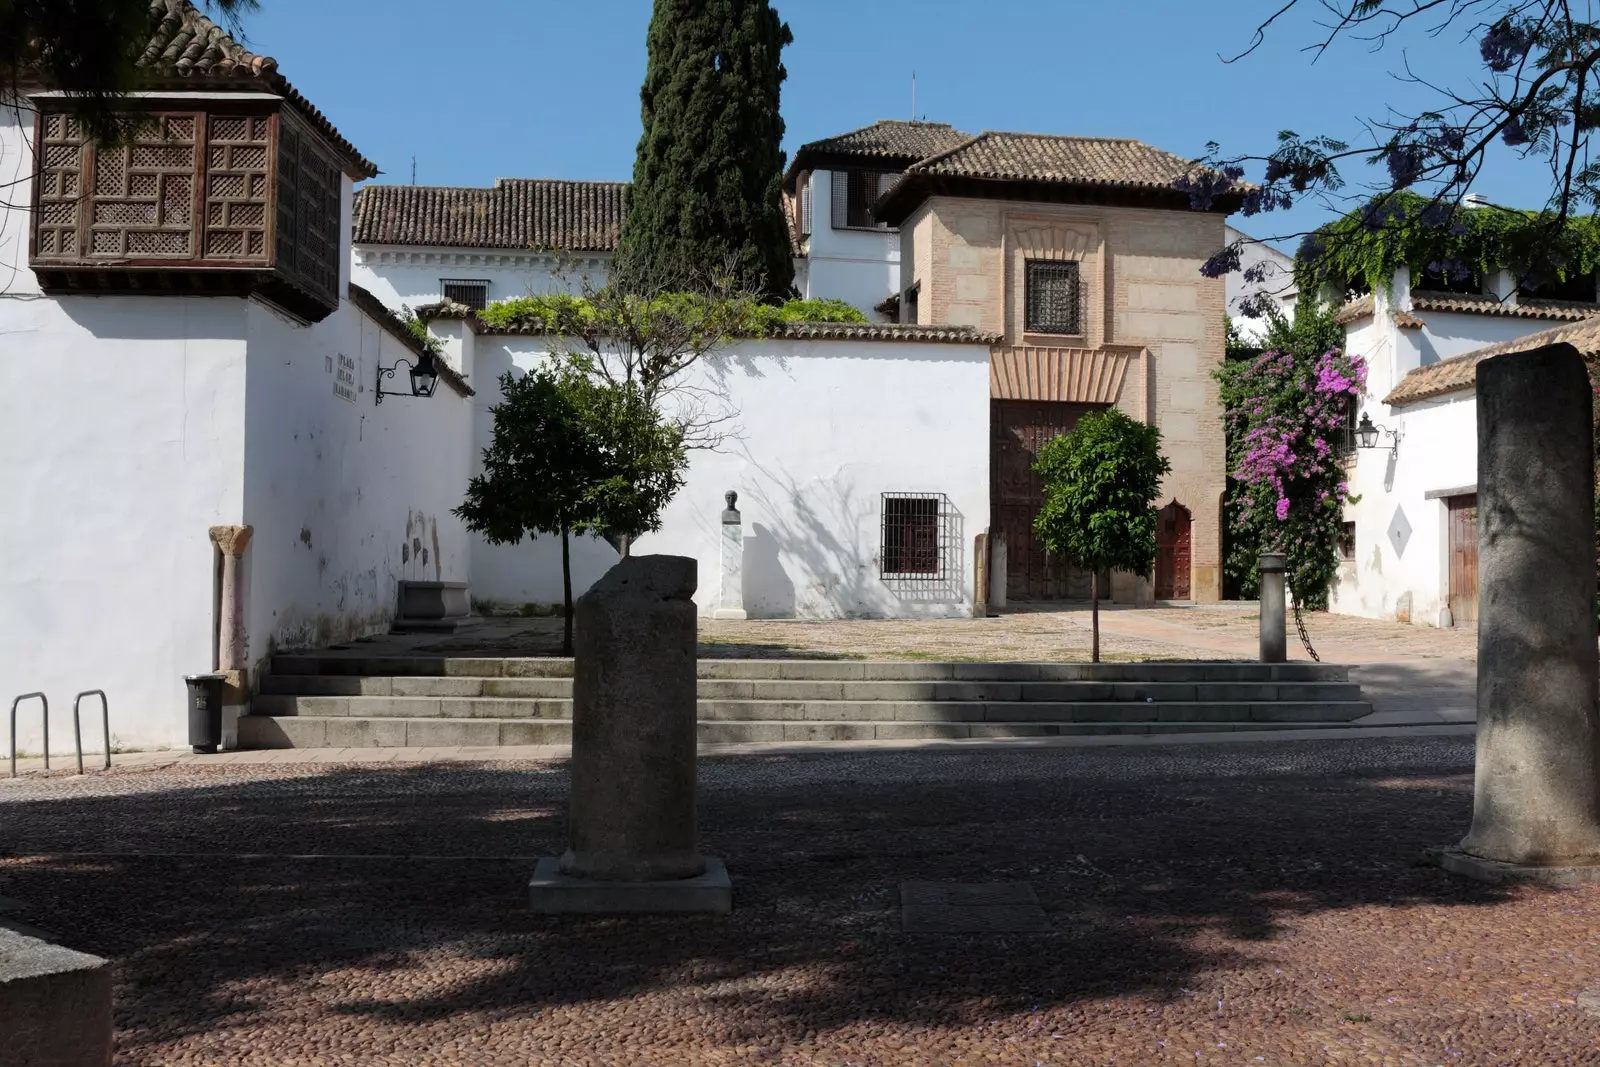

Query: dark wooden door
left=1155, top=501, right=1192, bottom=600
left=991, top=399, right=1103, bottom=601
left=1448, top=494, right=1479, bottom=626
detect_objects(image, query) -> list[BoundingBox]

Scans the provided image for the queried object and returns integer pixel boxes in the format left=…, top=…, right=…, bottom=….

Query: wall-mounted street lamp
left=375, top=353, right=440, bottom=405
left=1355, top=412, right=1401, bottom=456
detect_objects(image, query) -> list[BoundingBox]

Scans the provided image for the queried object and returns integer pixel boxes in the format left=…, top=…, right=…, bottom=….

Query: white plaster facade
left=436, top=320, right=991, bottom=618
left=0, top=103, right=476, bottom=756
left=1331, top=266, right=1596, bottom=625
left=794, top=167, right=901, bottom=321
left=1224, top=225, right=1296, bottom=341
left=351, top=247, right=609, bottom=313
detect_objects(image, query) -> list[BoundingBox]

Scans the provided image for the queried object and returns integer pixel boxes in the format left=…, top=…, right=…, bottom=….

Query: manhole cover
left=900, top=881, right=1049, bottom=934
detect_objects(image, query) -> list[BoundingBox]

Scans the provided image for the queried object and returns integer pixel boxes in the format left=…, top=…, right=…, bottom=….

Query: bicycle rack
left=72, top=690, right=111, bottom=774
left=9, top=692, right=48, bottom=778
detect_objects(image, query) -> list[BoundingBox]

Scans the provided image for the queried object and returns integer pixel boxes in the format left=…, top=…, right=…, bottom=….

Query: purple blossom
left=1276, top=498, right=1290, bottom=521
left=1480, top=19, right=1531, bottom=74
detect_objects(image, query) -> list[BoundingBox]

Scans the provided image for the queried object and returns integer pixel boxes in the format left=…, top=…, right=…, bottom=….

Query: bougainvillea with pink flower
left=1218, top=300, right=1365, bottom=609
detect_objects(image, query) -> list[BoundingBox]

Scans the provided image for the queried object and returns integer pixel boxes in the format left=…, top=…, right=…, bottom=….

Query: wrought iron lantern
left=1355, top=412, right=1401, bottom=456
left=376, top=353, right=440, bottom=405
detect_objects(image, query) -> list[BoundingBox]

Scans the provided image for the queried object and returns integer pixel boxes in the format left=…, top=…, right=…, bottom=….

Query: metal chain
left=1290, top=594, right=1321, bottom=663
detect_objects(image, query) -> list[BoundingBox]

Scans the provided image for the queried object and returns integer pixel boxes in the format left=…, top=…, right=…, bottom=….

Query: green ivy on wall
left=1295, top=191, right=1600, bottom=296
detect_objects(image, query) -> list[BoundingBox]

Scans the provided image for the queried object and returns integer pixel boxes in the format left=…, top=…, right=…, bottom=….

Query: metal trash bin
left=184, top=673, right=226, bottom=754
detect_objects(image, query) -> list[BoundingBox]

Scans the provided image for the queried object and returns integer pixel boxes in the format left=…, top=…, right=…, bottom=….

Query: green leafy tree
left=454, top=364, right=686, bottom=655
left=4, top=0, right=257, bottom=143
left=1033, top=410, right=1171, bottom=662
left=615, top=0, right=795, bottom=300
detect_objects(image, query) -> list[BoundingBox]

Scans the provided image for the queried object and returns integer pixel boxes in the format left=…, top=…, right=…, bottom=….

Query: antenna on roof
left=911, top=71, right=916, bottom=121
left=411, top=156, right=417, bottom=186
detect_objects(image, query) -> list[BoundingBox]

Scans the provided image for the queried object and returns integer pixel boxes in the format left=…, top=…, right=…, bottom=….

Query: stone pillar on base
left=712, top=491, right=747, bottom=621
left=989, top=534, right=1008, bottom=610
left=208, top=524, right=253, bottom=750
left=530, top=554, right=731, bottom=912
left=1439, top=343, right=1600, bottom=883
left=1259, top=552, right=1287, bottom=663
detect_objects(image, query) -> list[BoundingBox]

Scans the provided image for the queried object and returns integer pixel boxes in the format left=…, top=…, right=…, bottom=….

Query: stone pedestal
left=712, top=491, right=747, bottom=621
left=1453, top=343, right=1600, bottom=876
left=1259, top=552, right=1286, bottom=663
left=989, top=535, right=1008, bottom=610
left=0, top=926, right=112, bottom=1066
left=531, top=554, right=730, bottom=913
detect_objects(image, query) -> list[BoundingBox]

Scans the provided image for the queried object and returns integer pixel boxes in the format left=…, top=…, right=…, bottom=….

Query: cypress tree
left=616, top=0, right=795, bottom=300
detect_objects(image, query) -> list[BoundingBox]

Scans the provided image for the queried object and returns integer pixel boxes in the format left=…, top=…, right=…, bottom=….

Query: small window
left=1024, top=259, right=1082, bottom=334
left=831, top=168, right=899, bottom=230
left=904, top=282, right=920, bottom=326
left=441, top=279, right=489, bottom=311
left=881, top=492, right=948, bottom=580
left=1331, top=394, right=1359, bottom=460
left=797, top=172, right=812, bottom=238
left=1339, top=521, right=1357, bottom=562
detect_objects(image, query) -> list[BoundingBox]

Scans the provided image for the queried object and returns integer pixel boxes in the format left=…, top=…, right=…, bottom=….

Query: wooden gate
left=991, top=399, right=1103, bottom=600
left=1155, top=501, right=1192, bottom=600
left=1447, top=494, right=1479, bottom=626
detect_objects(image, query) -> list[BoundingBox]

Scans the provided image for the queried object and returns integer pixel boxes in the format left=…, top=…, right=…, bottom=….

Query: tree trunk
left=1091, top=570, right=1100, bottom=664
left=561, top=525, right=574, bottom=658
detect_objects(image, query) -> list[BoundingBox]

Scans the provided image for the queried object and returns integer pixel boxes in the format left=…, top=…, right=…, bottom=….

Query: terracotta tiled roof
left=347, top=284, right=474, bottom=398
left=905, top=131, right=1200, bottom=188
left=353, top=179, right=628, bottom=251
left=1384, top=317, right=1600, bottom=406
left=1392, top=310, right=1424, bottom=329
left=1410, top=292, right=1600, bottom=321
left=473, top=316, right=999, bottom=345
left=875, top=131, right=1236, bottom=223
left=1334, top=295, right=1374, bottom=325
left=136, top=0, right=376, bottom=177
left=785, top=120, right=973, bottom=187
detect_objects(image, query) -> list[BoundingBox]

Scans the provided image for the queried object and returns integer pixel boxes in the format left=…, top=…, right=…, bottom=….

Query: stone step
left=257, top=674, right=1362, bottom=704
left=268, top=655, right=1352, bottom=684
left=238, top=715, right=1378, bottom=750
left=249, top=694, right=1371, bottom=724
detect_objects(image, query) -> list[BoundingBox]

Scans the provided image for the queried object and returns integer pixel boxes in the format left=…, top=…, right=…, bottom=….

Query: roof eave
left=875, top=173, right=1230, bottom=226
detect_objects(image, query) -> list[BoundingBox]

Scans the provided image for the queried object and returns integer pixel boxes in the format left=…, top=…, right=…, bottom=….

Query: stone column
left=531, top=555, right=731, bottom=912
left=1458, top=343, right=1600, bottom=868
left=712, top=491, right=747, bottom=621
left=989, top=534, right=1008, bottom=610
left=209, top=525, right=253, bottom=751
left=1259, top=552, right=1286, bottom=663
left=209, top=525, right=253, bottom=671
left=973, top=531, right=989, bottom=619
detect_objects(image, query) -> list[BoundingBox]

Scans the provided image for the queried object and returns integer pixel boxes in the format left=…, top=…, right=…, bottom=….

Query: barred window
left=1339, top=522, right=1357, bottom=561
left=831, top=168, right=899, bottom=230
left=442, top=279, right=489, bottom=311
left=881, top=493, right=951, bottom=580
left=1024, top=260, right=1082, bottom=334
left=1331, top=393, right=1358, bottom=459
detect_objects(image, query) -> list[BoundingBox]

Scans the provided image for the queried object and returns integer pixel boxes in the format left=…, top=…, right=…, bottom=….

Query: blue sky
left=243, top=0, right=1544, bottom=248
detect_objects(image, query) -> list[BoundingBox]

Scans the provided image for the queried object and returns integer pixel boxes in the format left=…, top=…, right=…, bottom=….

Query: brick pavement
left=2, top=737, right=1595, bottom=1065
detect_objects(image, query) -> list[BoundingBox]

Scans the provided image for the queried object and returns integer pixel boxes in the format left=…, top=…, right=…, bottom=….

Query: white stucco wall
left=239, top=298, right=475, bottom=672
left=799, top=169, right=900, bottom=320
left=465, top=333, right=991, bottom=618
left=1225, top=226, right=1296, bottom=342
left=351, top=247, right=609, bottom=312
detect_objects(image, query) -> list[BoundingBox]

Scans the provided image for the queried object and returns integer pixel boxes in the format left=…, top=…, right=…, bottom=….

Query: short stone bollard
left=1258, top=552, right=1287, bottom=663
left=529, top=554, right=732, bottom=913
left=1436, top=343, right=1600, bottom=883
left=0, top=925, right=113, bottom=1066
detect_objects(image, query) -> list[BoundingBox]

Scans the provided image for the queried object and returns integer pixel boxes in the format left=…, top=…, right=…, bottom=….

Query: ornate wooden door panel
left=1155, top=501, right=1192, bottom=600
left=991, top=399, right=1103, bottom=600
left=1447, top=494, right=1478, bottom=626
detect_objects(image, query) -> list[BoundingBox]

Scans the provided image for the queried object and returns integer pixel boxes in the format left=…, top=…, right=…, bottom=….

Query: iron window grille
left=881, top=492, right=954, bottom=581
left=1339, top=521, right=1357, bottom=561
left=1024, top=259, right=1082, bottom=334
left=831, top=168, right=900, bottom=230
left=1331, top=393, right=1359, bottom=459
left=441, top=279, right=490, bottom=311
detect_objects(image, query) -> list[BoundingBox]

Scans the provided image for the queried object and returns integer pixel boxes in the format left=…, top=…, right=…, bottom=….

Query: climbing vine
left=476, top=292, right=867, bottom=333
left=1216, top=298, right=1364, bottom=610
left=1295, top=191, right=1600, bottom=296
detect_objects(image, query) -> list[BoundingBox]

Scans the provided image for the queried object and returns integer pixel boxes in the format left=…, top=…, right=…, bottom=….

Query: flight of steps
left=239, top=655, right=1377, bottom=748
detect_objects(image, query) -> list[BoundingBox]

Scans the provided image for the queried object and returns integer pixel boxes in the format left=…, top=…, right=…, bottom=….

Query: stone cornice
left=351, top=245, right=612, bottom=272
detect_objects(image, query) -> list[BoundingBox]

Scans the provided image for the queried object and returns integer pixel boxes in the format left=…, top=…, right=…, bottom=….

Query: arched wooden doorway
left=1155, top=501, right=1191, bottom=600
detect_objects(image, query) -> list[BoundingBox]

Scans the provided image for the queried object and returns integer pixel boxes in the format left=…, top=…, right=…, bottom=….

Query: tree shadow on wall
left=0, top=738, right=1547, bottom=1057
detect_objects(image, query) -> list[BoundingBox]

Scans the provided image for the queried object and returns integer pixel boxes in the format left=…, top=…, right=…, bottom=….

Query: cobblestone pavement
left=4, top=737, right=1596, bottom=1065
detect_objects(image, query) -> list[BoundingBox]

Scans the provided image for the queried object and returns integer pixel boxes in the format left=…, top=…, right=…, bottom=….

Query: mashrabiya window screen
left=442, top=279, right=490, bottom=311
left=831, top=169, right=900, bottom=230
left=880, top=492, right=952, bottom=580
left=1024, top=259, right=1082, bottom=334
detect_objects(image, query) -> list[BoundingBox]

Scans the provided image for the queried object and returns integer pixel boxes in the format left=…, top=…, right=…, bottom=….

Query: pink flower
left=1275, top=498, right=1290, bottom=521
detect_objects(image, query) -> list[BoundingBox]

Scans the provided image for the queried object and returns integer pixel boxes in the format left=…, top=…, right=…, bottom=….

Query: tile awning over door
left=990, top=345, right=1141, bottom=403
